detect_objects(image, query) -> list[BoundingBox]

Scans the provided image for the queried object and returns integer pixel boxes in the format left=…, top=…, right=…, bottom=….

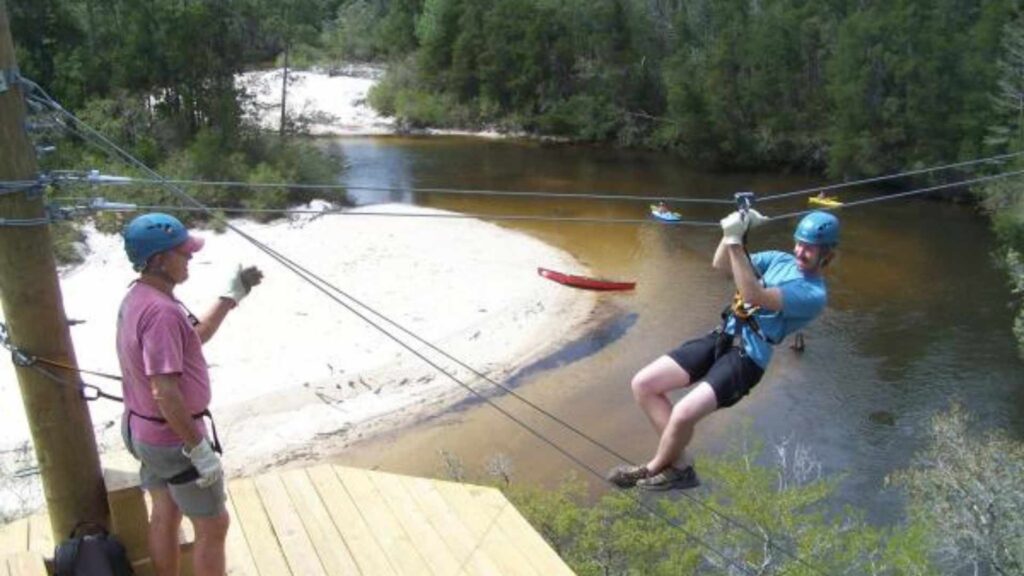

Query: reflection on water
left=504, top=310, right=638, bottom=389
left=329, top=136, right=1024, bottom=526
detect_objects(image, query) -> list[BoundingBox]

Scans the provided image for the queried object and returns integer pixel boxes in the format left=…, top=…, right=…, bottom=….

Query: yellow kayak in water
left=808, top=196, right=843, bottom=208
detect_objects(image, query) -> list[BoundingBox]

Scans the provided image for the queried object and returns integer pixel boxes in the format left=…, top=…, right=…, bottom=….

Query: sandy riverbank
left=239, top=66, right=530, bottom=138
left=0, top=202, right=598, bottom=517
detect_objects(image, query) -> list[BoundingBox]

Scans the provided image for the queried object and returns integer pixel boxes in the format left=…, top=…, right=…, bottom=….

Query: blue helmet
left=794, top=211, right=839, bottom=247
left=123, top=213, right=203, bottom=272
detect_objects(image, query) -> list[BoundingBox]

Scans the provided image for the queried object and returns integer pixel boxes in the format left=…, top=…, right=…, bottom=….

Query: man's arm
left=712, top=237, right=732, bottom=273
left=194, top=298, right=235, bottom=344
left=194, top=265, right=263, bottom=343
left=150, top=374, right=202, bottom=448
left=726, top=245, right=783, bottom=311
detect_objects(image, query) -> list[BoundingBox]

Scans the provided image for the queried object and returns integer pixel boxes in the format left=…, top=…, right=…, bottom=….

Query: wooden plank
left=401, top=476, right=503, bottom=576
left=431, top=480, right=538, bottom=576
left=462, top=487, right=558, bottom=576
left=279, top=469, right=360, bottom=576
left=25, top=515, right=52, bottom=556
left=253, top=474, right=326, bottom=576
left=307, top=465, right=396, bottom=576
left=0, top=519, right=28, bottom=555
left=223, top=493, right=259, bottom=576
left=5, top=551, right=46, bottom=576
left=332, top=466, right=431, bottom=576
left=481, top=489, right=574, bottom=576
left=369, top=470, right=462, bottom=575
left=227, top=478, right=291, bottom=576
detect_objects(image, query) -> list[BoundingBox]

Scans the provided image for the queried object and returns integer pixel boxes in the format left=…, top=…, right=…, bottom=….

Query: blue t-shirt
left=724, top=250, right=827, bottom=369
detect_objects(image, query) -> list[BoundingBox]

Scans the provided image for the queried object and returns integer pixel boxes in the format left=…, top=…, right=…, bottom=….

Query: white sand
left=0, top=203, right=597, bottom=515
left=239, top=66, right=526, bottom=138
left=240, top=67, right=396, bottom=136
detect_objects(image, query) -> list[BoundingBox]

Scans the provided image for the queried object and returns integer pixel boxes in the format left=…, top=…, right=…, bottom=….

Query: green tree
left=827, top=0, right=1011, bottom=178
left=376, top=0, right=421, bottom=58
left=324, top=0, right=385, bottom=62
left=978, top=12, right=1024, bottom=356
left=254, top=0, right=332, bottom=137
left=496, top=431, right=935, bottom=574
left=415, top=0, right=463, bottom=87
left=893, top=404, right=1024, bottom=575
left=8, top=0, right=89, bottom=107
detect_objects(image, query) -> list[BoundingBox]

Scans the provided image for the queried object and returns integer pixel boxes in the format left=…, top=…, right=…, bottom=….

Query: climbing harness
left=124, top=408, right=222, bottom=485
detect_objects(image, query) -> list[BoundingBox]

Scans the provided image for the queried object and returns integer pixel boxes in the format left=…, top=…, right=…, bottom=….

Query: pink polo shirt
left=116, top=282, right=211, bottom=446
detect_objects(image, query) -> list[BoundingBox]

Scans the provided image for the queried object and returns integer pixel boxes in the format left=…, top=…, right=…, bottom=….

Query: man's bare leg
left=631, top=355, right=692, bottom=434
left=148, top=488, right=182, bottom=576
left=645, top=382, right=718, bottom=473
left=191, top=511, right=230, bottom=576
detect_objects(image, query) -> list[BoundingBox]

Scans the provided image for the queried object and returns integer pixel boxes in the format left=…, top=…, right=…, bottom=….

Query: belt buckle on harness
left=731, top=291, right=760, bottom=320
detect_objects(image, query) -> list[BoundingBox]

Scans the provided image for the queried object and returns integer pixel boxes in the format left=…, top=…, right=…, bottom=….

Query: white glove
left=183, top=438, right=223, bottom=489
left=720, top=211, right=750, bottom=245
left=222, top=264, right=263, bottom=305
left=746, top=209, right=770, bottom=229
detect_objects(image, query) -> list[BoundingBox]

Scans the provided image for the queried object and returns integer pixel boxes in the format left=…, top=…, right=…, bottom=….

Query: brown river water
left=324, top=136, right=1023, bottom=525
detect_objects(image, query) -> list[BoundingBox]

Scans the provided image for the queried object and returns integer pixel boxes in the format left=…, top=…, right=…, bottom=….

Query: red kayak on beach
left=537, top=267, right=636, bottom=291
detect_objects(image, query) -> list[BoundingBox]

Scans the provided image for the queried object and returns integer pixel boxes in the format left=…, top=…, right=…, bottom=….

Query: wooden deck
left=0, top=464, right=574, bottom=575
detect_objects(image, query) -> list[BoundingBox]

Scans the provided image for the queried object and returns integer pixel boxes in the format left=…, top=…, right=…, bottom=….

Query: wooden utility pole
left=0, top=0, right=108, bottom=540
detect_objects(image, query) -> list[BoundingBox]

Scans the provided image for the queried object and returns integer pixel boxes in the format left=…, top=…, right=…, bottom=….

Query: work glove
left=183, top=438, right=222, bottom=489
left=746, top=209, right=770, bottom=229
left=222, top=264, right=263, bottom=305
left=720, top=211, right=750, bottom=245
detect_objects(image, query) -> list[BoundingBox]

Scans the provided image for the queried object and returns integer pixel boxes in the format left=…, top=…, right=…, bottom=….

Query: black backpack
left=54, top=522, right=134, bottom=576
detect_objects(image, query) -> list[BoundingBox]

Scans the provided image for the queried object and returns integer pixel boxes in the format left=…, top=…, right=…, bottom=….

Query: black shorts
left=667, top=331, right=765, bottom=408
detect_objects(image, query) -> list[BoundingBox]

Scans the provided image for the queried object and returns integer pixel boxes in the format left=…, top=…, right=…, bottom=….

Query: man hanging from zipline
left=609, top=205, right=839, bottom=490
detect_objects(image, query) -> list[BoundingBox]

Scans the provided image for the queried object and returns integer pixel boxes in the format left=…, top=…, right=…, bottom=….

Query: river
left=324, top=135, right=1024, bottom=525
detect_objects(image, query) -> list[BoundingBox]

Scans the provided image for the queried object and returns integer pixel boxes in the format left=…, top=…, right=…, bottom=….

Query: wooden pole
left=0, top=0, right=108, bottom=540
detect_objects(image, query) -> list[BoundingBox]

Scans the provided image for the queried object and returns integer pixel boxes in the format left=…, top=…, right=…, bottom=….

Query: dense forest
left=346, top=0, right=1005, bottom=174
left=10, top=0, right=345, bottom=231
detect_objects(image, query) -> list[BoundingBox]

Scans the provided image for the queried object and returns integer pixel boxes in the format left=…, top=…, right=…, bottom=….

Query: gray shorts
left=121, top=418, right=226, bottom=518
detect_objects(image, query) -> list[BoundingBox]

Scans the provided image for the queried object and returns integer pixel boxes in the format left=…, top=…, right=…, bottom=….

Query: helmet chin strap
left=814, top=248, right=835, bottom=270
left=142, top=257, right=177, bottom=288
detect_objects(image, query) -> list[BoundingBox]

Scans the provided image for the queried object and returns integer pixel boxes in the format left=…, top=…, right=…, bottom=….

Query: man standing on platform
left=117, top=213, right=262, bottom=576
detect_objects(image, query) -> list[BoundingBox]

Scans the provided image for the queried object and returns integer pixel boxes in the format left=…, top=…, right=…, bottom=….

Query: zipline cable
left=52, top=162, right=1024, bottom=230
left=766, top=169, right=1024, bottom=222
left=756, top=151, right=1024, bottom=203
left=47, top=172, right=737, bottom=205
left=43, top=143, right=1024, bottom=209
left=48, top=199, right=721, bottom=227
left=24, top=80, right=782, bottom=575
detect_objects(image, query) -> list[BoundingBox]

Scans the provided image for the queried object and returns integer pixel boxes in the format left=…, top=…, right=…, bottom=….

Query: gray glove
left=746, top=209, right=770, bottom=229
left=720, top=211, right=750, bottom=245
left=183, top=438, right=223, bottom=489
left=223, top=264, right=263, bottom=305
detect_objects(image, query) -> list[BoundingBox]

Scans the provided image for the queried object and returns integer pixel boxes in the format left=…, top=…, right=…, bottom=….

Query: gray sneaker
left=606, top=464, right=650, bottom=488
left=636, top=466, right=701, bottom=491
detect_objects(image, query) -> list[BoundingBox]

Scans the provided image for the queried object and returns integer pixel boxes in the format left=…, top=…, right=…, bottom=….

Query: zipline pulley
left=734, top=191, right=756, bottom=213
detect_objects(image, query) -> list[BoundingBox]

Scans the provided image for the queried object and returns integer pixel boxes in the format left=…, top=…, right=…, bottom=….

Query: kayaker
left=117, top=213, right=263, bottom=576
left=608, top=210, right=839, bottom=490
